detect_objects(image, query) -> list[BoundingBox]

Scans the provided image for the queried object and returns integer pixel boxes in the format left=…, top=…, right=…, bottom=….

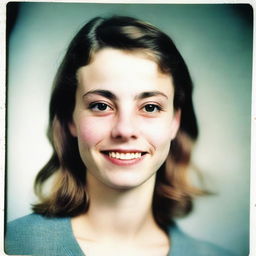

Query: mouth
left=101, top=150, right=147, bottom=162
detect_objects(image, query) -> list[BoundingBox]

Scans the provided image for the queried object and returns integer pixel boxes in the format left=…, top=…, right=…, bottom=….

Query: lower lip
left=102, top=153, right=146, bottom=166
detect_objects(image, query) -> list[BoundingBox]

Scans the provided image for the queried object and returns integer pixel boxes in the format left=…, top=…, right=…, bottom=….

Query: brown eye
left=143, top=104, right=161, bottom=113
left=89, top=102, right=110, bottom=111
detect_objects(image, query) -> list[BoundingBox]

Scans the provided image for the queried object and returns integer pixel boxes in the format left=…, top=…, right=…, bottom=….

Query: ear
left=170, top=109, right=181, bottom=139
left=68, top=121, right=78, bottom=137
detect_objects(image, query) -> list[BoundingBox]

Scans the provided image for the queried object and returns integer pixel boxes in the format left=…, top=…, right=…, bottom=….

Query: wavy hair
left=32, top=16, right=203, bottom=231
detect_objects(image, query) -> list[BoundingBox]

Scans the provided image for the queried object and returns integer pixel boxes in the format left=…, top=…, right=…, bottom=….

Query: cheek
left=142, top=117, right=173, bottom=147
left=76, top=117, right=109, bottom=147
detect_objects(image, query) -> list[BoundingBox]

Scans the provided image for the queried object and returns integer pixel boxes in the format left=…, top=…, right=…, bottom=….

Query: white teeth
left=108, top=152, right=142, bottom=160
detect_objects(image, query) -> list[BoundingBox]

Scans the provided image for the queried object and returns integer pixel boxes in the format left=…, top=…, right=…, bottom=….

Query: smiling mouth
left=101, top=151, right=147, bottom=160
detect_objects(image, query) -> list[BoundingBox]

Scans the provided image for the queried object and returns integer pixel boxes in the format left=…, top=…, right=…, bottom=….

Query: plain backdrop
left=6, top=3, right=252, bottom=256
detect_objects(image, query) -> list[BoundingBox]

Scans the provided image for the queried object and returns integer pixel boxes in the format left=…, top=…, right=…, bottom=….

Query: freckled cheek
left=75, top=117, right=111, bottom=147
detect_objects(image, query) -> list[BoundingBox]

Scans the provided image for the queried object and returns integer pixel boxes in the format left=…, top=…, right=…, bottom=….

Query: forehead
left=76, top=48, right=173, bottom=96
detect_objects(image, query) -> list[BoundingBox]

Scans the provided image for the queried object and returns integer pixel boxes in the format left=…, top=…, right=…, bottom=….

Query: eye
left=143, top=104, right=162, bottom=113
left=89, top=102, right=112, bottom=112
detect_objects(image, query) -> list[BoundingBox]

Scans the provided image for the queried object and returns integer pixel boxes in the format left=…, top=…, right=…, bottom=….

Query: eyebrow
left=82, top=89, right=168, bottom=100
left=83, top=90, right=117, bottom=100
left=136, top=91, right=168, bottom=100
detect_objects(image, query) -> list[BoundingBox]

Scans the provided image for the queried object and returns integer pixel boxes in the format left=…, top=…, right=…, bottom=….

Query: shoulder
left=5, top=213, right=72, bottom=255
left=169, top=223, right=236, bottom=256
left=6, top=213, right=70, bottom=237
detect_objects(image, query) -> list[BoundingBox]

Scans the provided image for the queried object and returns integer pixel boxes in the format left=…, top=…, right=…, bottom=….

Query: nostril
left=111, top=126, right=138, bottom=140
left=111, top=114, right=139, bottom=140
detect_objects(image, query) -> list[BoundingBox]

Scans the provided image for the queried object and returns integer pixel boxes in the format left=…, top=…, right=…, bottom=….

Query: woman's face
left=69, top=48, right=180, bottom=190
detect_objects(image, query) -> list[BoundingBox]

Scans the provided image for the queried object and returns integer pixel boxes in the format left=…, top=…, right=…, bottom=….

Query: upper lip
left=101, top=149, right=147, bottom=154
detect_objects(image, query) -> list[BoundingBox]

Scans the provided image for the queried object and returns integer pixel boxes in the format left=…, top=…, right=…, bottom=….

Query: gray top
left=5, top=214, right=235, bottom=256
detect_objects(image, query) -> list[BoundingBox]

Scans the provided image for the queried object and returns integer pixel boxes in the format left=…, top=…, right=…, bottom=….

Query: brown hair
left=32, top=16, right=203, bottom=231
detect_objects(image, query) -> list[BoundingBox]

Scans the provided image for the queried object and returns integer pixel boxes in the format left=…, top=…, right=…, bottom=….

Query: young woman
left=5, top=16, right=235, bottom=256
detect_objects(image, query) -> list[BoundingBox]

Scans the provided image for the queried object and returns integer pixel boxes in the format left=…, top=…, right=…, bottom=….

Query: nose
left=111, top=111, right=138, bottom=141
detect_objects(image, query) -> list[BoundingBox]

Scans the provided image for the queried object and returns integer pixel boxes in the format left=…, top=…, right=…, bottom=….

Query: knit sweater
left=5, top=214, right=235, bottom=256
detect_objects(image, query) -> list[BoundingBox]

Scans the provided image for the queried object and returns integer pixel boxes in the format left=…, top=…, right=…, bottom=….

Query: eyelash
left=141, top=103, right=163, bottom=113
left=88, top=102, right=112, bottom=112
left=87, top=102, right=163, bottom=114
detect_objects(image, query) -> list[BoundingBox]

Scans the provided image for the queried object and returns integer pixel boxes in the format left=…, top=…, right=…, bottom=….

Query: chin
left=103, top=171, right=156, bottom=191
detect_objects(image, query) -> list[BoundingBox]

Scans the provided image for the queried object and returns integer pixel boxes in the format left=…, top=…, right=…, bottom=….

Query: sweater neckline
left=65, top=217, right=177, bottom=256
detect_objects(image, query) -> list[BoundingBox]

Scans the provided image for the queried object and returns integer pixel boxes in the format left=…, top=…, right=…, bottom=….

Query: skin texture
left=69, top=48, right=180, bottom=191
left=69, top=48, right=180, bottom=256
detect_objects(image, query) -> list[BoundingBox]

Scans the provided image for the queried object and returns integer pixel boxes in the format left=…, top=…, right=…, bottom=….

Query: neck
left=73, top=172, right=159, bottom=241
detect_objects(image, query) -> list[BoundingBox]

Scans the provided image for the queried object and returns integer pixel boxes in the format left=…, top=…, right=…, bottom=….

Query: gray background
left=7, top=3, right=252, bottom=255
